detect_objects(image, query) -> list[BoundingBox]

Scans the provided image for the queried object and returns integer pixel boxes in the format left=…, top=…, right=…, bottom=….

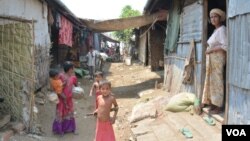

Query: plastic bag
left=72, top=86, right=85, bottom=99
left=48, top=92, right=59, bottom=104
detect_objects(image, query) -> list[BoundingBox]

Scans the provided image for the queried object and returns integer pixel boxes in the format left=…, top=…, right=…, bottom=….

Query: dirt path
left=105, top=62, right=163, bottom=141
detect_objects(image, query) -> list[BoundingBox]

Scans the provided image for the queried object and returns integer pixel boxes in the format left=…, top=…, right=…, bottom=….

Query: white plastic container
left=125, top=57, right=132, bottom=65
left=48, top=92, right=59, bottom=104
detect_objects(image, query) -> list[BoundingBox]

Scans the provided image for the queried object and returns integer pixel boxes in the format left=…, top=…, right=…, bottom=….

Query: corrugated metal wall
left=165, top=2, right=203, bottom=97
left=227, top=0, right=250, bottom=124
left=228, top=85, right=250, bottom=124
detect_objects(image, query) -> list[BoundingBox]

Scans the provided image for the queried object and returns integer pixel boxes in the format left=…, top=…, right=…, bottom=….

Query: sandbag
left=129, top=102, right=157, bottom=123
left=165, top=92, right=195, bottom=112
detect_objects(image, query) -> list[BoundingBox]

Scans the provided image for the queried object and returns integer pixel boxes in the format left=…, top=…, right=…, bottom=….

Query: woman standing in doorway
left=202, top=8, right=227, bottom=114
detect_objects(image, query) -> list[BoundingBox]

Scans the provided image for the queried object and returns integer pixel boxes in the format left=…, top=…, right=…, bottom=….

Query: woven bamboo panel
left=0, top=21, right=34, bottom=121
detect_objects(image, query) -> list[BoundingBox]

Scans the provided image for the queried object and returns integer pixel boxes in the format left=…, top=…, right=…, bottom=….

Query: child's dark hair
left=49, top=69, right=59, bottom=78
left=63, top=61, right=74, bottom=73
left=95, top=71, right=104, bottom=77
left=99, top=79, right=111, bottom=88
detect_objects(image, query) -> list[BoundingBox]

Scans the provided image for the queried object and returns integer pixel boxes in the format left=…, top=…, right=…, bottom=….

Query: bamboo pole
left=0, top=15, right=37, bottom=23
left=28, top=20, right=35, bottom=132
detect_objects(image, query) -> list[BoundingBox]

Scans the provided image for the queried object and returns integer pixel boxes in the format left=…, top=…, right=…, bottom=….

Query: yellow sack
left=165, top=92, right=195, bottom=112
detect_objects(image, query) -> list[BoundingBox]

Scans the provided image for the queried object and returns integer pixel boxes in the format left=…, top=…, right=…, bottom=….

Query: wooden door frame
left=200, top=0, right=208, bottom=101
left=224, top=0, right=229, bottom=124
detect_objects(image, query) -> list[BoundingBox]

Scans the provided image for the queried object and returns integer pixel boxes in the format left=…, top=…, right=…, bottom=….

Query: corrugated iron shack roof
left=44, top=0, right=86, bottom=28
left=144, top=0, right=171, bottom=14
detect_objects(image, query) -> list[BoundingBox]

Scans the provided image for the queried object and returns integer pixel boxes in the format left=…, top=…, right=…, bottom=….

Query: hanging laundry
left=86, top=32, right=93, bottom=47
left=58, top=15, right=73, bottom=47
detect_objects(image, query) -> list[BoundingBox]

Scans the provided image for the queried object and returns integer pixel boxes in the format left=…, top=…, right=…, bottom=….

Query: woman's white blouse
left=207, top=25, right=227, bottom=51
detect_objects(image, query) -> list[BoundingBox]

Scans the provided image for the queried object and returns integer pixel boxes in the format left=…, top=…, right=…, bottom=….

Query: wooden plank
left=163, top=111, right=204, bottom=141
left=150, top=119, right=179, bottom=140
left=177, top=112, right=221, bottom=141
left=200, top=0, right=208, bottom=100
left=81, top=10, right=168, bottom=32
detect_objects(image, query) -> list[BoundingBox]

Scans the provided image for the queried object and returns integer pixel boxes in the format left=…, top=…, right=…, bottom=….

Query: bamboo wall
left=0, top=17, right=35, bottom=128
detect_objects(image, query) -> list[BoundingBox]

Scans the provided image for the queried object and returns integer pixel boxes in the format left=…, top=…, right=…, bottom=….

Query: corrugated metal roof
left=45, top=0, right=85, bottom=27
left=144, top=0, right=171, bottom=14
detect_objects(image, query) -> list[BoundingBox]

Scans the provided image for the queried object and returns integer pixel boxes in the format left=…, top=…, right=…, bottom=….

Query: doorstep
left=202, top=107, right=224, bottom=123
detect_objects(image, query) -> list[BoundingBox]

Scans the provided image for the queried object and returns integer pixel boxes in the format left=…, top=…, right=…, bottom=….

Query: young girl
left=52, top=61, right=78, bottom=136
left=89, top=71, right=104, bottom=109
left=93, top=80, right=118, bottom=141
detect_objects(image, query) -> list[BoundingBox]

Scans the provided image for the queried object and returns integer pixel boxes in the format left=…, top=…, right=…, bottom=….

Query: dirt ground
left=9, top=61, right=164, bottom=141
left=105, top=62, right=164, bottom=141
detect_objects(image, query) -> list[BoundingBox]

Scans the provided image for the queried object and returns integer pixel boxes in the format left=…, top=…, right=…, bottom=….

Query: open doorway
left=202, top=0, right=227, bottom=119
left=207, top=1, right=227, bottom=38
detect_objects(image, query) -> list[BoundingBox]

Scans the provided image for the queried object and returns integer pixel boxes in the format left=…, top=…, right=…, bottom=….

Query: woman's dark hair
left=49, top=69, right=59, bottom=78
left=63, top=61, right=74, bottom=73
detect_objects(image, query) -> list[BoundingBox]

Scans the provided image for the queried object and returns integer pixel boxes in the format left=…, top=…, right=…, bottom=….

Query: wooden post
left=224, top=0, right=229, bottom=125
left=28, top=19, right=36, bottom=132
left=200, top=0, right=208, bottom=100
